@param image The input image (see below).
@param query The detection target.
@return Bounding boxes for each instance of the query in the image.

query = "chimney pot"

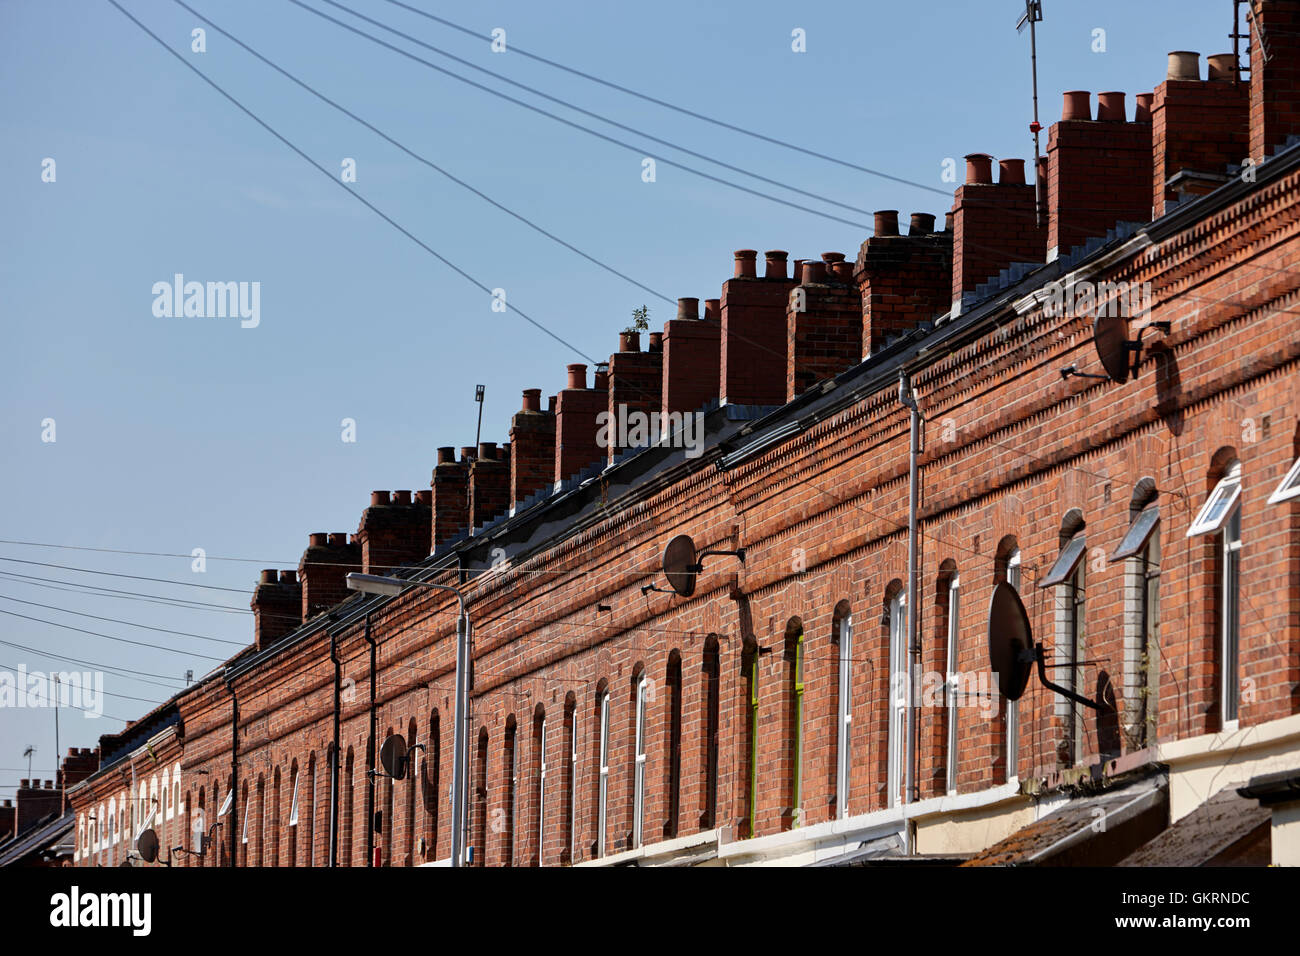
[821,251,846,264]
[703,298,721,321]
[1134,92,1154,123]
[329,533,348,547]
[309,532,329,548]
[460,446,476,462]
[593,369,608,390]
[478,442,497,460]
[944,211,954,232]
[259,569,277,585]
[908,212,936,235]
[618,330,641,353]
[964,153,994,184]
[436,446,456,464]
[1096,91,1126,121]
[873,210,900,236]
[1207,53,1235,81]
[1062,90,1092,121]
[764,250,788,279]
[733,249,758,278]
[370,490,390,507]
[547,395,557,413]
[676,297,699,320]
[648,331,663,351]
[393,490,412,505]
[801,260,828,284]
[521,388,541,412]
[279,569,297,585]
[565,363,587,390]
[1167,51,1200,81]
[831,260,853,281]
[998,158,1026,185]
[414,489,432,506]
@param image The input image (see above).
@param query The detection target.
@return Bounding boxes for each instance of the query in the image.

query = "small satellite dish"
[1093,315,1131,384]
[379,734,409,780]
[987,581,1034,701]
[137,827,159,864]
[662,534,698,598]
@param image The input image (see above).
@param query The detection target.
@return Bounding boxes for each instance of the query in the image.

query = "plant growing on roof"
[623,305,650,334]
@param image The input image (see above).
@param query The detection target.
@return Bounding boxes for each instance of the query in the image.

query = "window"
[1041,532,1086,764]
[836,611,853,818]
[1268,453,1300,505]
[945,574,960,794]
[745,645,759,835]
[597,690,610,857]
[1113,501,1161,748]
[788,623,805,828]
[1188,461,1242,727]
[568,703,579,861]
[701,637,720,829]
[536,714,547,865]
[887,589,906,808]
[288,771,300,826]
[473,728,488,867]
[632,672,648,848]
[664,653,682,839]
[503,718,516,867]
[1005,549,1022,779]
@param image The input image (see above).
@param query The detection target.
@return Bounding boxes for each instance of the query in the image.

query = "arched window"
[255,774,266,867]
[307,751,319,867]
[534,707,547,866]
[240,783,250,866]
[406,718,418,867]
[270,768,281,868]
[473,727,489,867]
[564,693,578,863]
[833,603,853,819]
[663,652,682,839]
[784,618,805,830]
[1041,511,1088,766]
[424,710,440,861]
[1113,480,1161,748]
[1189,455,1243,728]
[287,759,300,866]
[742,639,759,837]
[378,735,392,868]
[502,715,516,866]
[632,666,649,848]
[885,581,906,808]
[700,636,720,830]
[935,562,960,795]
[342,749,354,867]
[593,682,610,858]
[995,536,1021,781]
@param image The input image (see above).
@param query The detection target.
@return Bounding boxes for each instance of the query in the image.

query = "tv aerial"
[660,534,746,598]
[987,580,1103,710]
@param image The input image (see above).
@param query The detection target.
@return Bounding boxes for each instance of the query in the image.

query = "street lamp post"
[346,572,472,868]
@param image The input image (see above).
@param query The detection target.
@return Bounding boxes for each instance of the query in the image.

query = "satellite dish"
[380,734,409,780]
[987,581,1034,701]
[136,827,159,863]
[662,534,698,598]
[1093,316,1131,384]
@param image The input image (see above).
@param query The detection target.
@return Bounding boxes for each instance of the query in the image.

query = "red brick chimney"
[298,532,361,619]
[469,442,511,530]
[661,297,721,424]
[0,800,13,841]
[1250,0,1300,160]
[1152,54,1249,217]
[854,211,952,358]
[59,748,99,795]
[950,154,1046,315]
[721,250,798,405]
[431,447,471,550]
[606,329,663,463]
[1046,90,1154,259]
[251,568,303,650]
[355,489,432,574]
[14,779,61,835]
[785,252,864,400]
[554,364,606,486]
[509,389,556,513]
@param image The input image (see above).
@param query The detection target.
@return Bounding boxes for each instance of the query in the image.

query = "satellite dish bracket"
[686,548,746,573]
[1033,642,1102,711]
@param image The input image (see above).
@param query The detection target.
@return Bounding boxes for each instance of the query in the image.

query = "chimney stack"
[720,249,798,406]
[786,251,864,400]
[298,533,361,620]
[854,211,952,358]
[554,364,606,487]
[510,389,556,513]
[606,326,663,464]
[431,448,471,551]
[251,568,303,650]
[469,442,511,530]
[950,153,1046,315]
[661,297,721,425]
[355,488,431,574]
[1250,1,1300,159]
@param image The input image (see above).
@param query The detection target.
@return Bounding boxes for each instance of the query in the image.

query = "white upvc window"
[633,674,648,848]
[241,795,249,845]
[288,771,300,827]
[945,574,961,794]
[887,590,906,808]
[537,718,548,864]
[1188,462,1243,728]
[1268,454,1300,505]
[597,691,610,858]
[835,614,853,818]
[569,708,579,861]
[218,787,233,819]
[1006,550,1021,778]
[510,732,519,861]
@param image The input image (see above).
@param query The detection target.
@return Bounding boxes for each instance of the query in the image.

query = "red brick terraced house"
[68,2,1300,868]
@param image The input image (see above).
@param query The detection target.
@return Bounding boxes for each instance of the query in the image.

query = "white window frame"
[1187,463,1242,537]
[633,674,648,848]
[835,613,853,818]
[569,707,579,861]
[288,771,300,826]
[887,590,906,808]
[945,575,961,795]
[537,718,548,864]
[217,787,233,819]
[1268,454,1300,505]
[241,794,249,846]
[597,691,610,858]
[1221,500,1242,729]
[1006,550,1021,778]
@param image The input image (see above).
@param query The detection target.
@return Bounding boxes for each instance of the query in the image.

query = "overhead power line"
[0,607,227,662]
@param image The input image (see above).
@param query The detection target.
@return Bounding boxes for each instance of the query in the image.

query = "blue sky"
[0,0,1227,795]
